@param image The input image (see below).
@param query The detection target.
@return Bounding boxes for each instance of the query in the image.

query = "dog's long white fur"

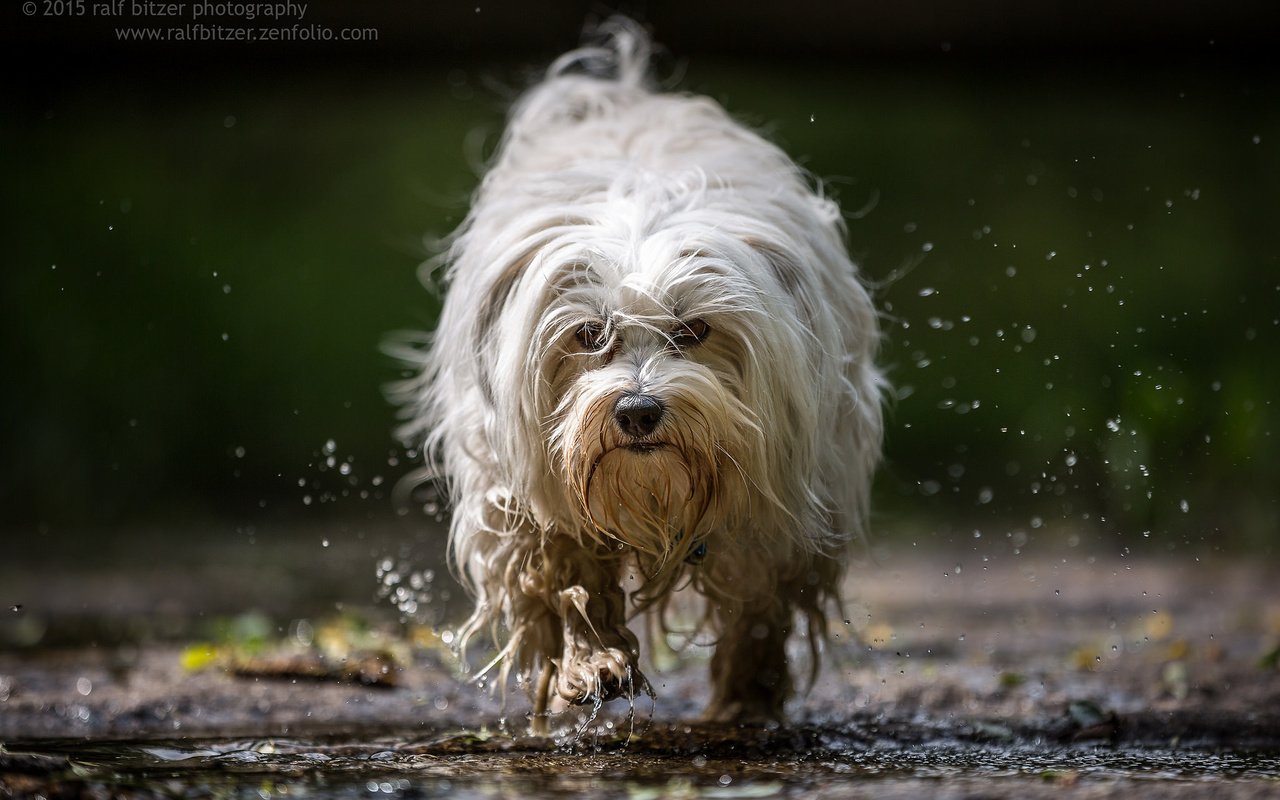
[395,18,884,724]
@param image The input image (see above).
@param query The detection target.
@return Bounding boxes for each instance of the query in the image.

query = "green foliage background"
[3,59,1276,553]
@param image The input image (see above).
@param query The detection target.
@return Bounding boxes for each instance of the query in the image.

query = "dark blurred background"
[2,1,1277,638]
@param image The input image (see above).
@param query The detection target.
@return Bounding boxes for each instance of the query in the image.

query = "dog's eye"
[671,318,711,347]
[575,321,608,351]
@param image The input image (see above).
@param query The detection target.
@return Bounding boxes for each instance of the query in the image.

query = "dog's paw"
[555,646,639,705]
[701,697,785,725]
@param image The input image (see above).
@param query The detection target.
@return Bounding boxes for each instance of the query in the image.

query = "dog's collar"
[686,539,708,565]
[674,530,708,566]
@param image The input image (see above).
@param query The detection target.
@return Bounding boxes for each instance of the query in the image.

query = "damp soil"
[2,542,1279,798]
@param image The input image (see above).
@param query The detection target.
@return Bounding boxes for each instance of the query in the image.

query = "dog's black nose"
[614,393,664,437]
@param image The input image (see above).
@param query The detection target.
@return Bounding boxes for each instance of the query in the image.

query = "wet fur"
[393,19,884,730]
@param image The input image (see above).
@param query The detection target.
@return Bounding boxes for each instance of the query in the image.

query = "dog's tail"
[546,15,654,89]
[504,16,657,135]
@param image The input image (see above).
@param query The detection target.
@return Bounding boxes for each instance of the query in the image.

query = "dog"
[395,18,884,731]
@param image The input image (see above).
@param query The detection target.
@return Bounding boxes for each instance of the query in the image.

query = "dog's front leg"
[704,597,794,724]
[529,535,644,713]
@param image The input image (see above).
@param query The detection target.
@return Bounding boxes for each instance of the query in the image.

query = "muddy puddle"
[5,724,1280,799]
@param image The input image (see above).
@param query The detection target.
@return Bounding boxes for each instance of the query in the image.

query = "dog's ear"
[475,248,537,348]
[470,247,538,407]
[474,219,593,348]
[744,237,801,295]
[744,237,816,321]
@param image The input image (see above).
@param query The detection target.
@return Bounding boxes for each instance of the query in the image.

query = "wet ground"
[2,531,1279,798]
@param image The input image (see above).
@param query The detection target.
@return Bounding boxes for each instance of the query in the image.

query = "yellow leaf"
[181,643,221,672]
[1145,611,1174,642]
[1070,645,1102,671]
[863,622,895,649]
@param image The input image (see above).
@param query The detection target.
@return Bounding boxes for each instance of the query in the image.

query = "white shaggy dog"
[397,19,883,730]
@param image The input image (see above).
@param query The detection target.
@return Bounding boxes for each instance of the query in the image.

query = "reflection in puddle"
[6,726,1280,799]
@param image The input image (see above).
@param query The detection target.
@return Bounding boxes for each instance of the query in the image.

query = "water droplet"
[292,619,314,647]
[1179,499,1189,513]
[76,677,92,696]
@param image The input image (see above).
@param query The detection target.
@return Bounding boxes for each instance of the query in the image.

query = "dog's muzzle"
[613,393,664,438]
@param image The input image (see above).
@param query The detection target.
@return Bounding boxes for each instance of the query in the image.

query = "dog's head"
[426,170,880,583]
[542,239,759,570]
